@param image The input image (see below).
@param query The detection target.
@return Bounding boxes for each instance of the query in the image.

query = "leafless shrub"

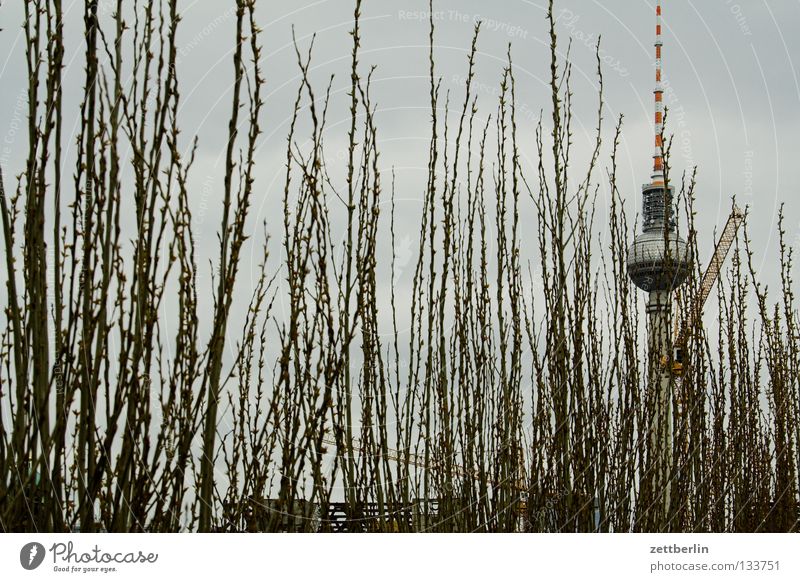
[1,0,797,533]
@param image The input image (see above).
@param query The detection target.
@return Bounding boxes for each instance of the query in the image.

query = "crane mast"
[670,205,745,375]
[670,204,745,464]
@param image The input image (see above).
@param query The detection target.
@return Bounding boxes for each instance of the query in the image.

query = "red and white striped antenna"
[652,0,665,186]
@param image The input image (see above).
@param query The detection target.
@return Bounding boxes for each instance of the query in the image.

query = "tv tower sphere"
[627,184,692,292]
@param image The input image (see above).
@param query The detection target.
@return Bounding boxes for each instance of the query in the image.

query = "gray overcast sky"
[1,0,799,332]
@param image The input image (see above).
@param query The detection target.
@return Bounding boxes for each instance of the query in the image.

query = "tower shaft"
[648,290,673,523]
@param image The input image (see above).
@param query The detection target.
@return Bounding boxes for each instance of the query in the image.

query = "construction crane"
[665,205,746,377]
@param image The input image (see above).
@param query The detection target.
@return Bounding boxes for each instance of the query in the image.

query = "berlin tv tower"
[626,0,692,522]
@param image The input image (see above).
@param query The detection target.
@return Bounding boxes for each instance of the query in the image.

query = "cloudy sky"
[1,0,798,338]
